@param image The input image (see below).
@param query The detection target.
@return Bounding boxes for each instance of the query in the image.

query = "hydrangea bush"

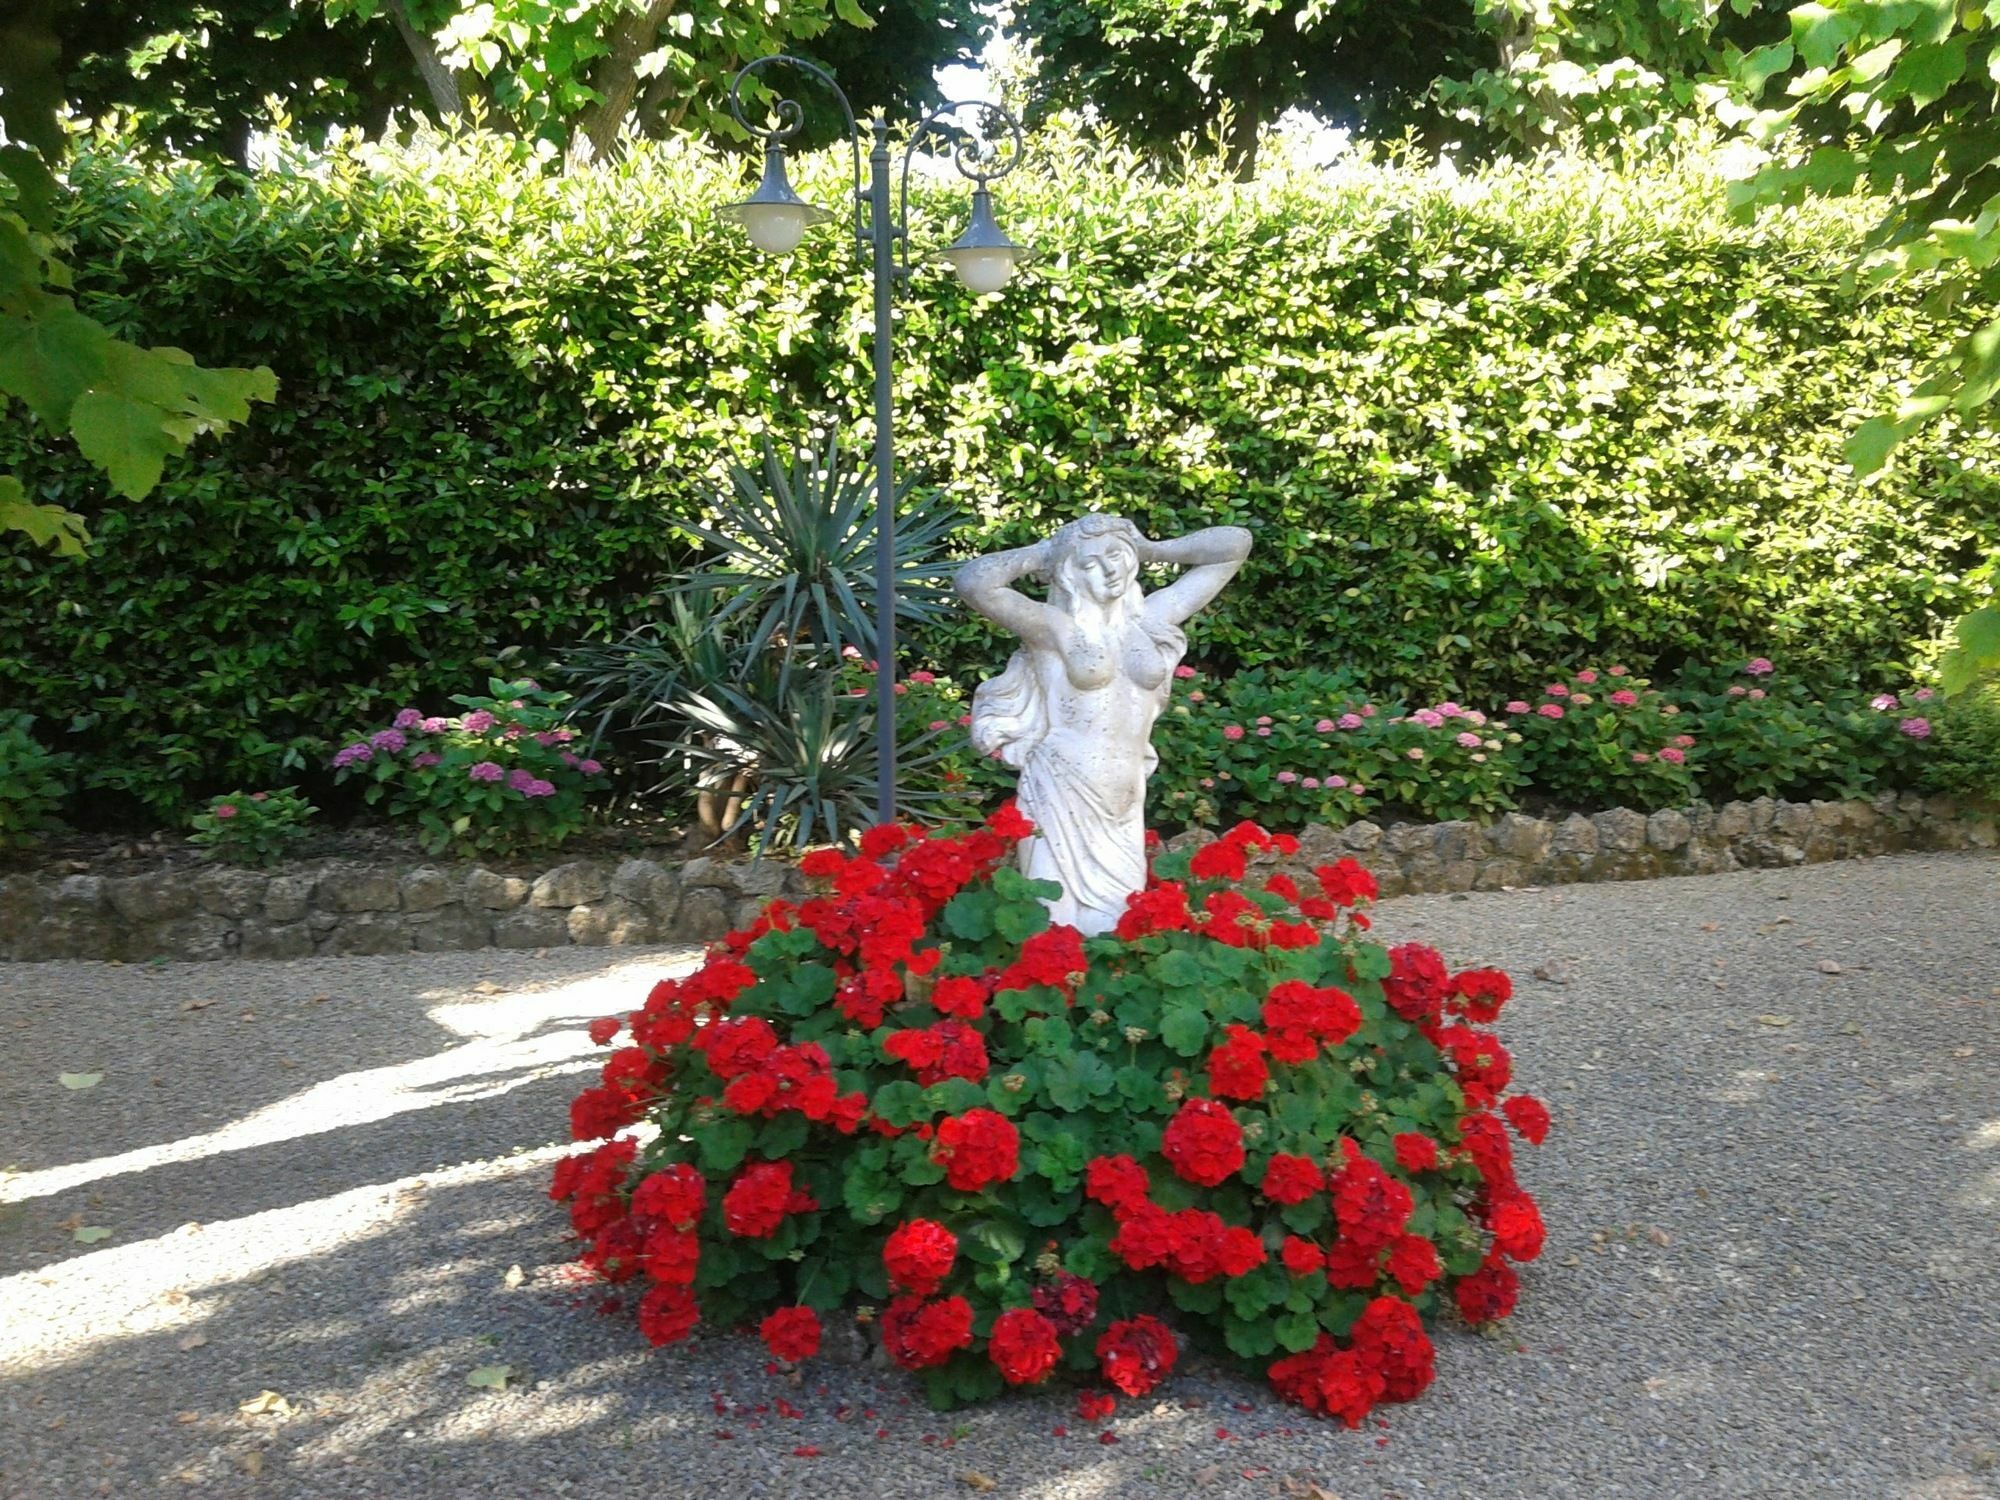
[331,678,606,854]
[187,786,316,865]
[0,712,73,848]
[552,813,1548,1422]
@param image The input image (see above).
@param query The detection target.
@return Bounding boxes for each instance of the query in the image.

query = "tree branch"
[383,0,463,119]
[572,0,678,163]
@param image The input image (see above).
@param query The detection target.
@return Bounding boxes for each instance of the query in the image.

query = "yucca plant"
[674,428,962,662]
[670,659,960,854]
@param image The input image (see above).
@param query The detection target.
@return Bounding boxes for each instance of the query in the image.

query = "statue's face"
[1070,534,1137,605]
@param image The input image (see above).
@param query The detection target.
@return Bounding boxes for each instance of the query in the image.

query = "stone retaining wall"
[1,792,1992,963]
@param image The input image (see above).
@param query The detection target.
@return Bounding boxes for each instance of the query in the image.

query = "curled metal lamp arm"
[896,98,1027,279]
[724,54,868,250]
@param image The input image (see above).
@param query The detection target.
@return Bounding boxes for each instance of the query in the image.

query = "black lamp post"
[718,55,1029,826]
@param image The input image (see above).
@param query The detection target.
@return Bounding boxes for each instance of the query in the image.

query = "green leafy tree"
[0,1,275,555]
[1013,0,1789,173]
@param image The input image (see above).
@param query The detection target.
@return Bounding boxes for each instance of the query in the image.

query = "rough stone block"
[328,914,414,955]
[530,861,610,908]
[106,874,195,923]
[1399,854,1446,894]
[671,886,731,942]
[195,867,269,919]
[239,922,316,960]
[1384,823,1431,857]
[143,919,230,962]
[0,878,50,953]
[316,863,401,913]
[677,856,733,891]
[1431,820,1487,864]
[1645,809,1692,851]
[1711,802,1752,839]
[1747,797,1778,833]
[263,875,315,923]
[493,908,570,949]
[1592,808,1648,853]
[1338,820,1382,853]
[1292,824,1343,863]
[1473,859,1526,891]
[399,867,457,913]
[1552,814,1598,857]
[464,868,530,910]
[410,907,493,952]
[1773,802,1814,839]
[1492,813,1552,864]
[734,860,790,898]
[569,899,654,947]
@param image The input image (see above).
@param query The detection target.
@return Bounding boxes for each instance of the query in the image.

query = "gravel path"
[3,850,1998,1500]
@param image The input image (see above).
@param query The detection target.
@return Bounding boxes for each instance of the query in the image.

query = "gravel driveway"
[3,849,1998,1500]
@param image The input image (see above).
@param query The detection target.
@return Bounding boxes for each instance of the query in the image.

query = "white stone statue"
[955,515,1252,935]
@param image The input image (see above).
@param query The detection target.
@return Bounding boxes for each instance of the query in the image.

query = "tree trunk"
[1222,76,1262,182]
[570,0,678,164]
[383,0,463,119]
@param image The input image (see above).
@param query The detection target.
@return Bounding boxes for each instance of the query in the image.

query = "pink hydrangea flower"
[461,710,497,733]
[1608,665,1629,677]
[842,645,862,659]
[1658,747,1686,764]
[1256,716,1273,726]
[1411,709,1446,729]
[1537,704,1565,719]
[1406,747,1425,760]
[1672,735,1695,749]
[1301,777,1320,789]
[579,759,603,775]
[1337,713,1363,730]
[467,761,504,782]
[1173,665,1195,679]
[411,752,442,768]
[957,714,972,727]
[249,792,268,802]
[1631,752,1652,764]
[1456,731,1482,748]
[371,729,407,753]
[393,708,425,731]
[214,803,238,819]
[1350,783,1366,796]
[1460,709,1487,726]
[1609,689,1639,707]
[1744,658,1774,676]
[909,670,937,685]
[929,719,949,731]
[1257,727,1272,737]
[332,742,372,769]
[1912,687,1935,702]
[1574,669,1598,684]
[1199,777,1215,789]
[1571,692,1593,706]
[1727,685,1748,697]
[1189,691,1206,702]
[1546,684,1569,698]
[1872,693,1899,711]
[1899,716,1932,739]
[1471,752,1487,763]
[422,716,450,733]
[1315,719,1336,733]
[1504,701,1530,715]
[1748,689,1766,700]
[1327,775,1347,789]
[1277,771,1298,784]
[1223,725,1245,741]
[1360,704,1377,717]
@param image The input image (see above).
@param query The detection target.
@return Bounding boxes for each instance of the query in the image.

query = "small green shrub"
[1923,682,2000,802]
[0,713,73,847]
[331,680,607,854]
[188,787,317,865]
[1506,667,1700,814]
[1679,659,1929,803]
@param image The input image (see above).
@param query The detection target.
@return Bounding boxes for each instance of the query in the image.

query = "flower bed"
[551,813,1547,1422]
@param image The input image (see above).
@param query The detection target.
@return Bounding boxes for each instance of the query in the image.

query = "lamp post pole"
[866,119,899,825]
[720,58,1029,829]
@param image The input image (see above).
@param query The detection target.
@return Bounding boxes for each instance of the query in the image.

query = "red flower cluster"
[1114,880,1196,940]
[882,1020,989,1086]
[719,1036,868,1132]
[1031,1271,1099,1335]
[1260,980,1362,1062]
[988,1307,1062,1385]
[549,1137,636,1238]
[629,1162,705,1231]
[568,1040,669,1141]
[1435,1023,1513,1108]
[1096,1314,1178,1396]
[1455,1253,1520,1323]
[993,924,1088,999]
[1160,1098,1246,1187]
[1503,1093,1551,1144]
[721,1161,817,1239]
[1084,1154,1152,1214]
[931,1108,1020,1192]
[1313,857,1379,908]
[883,1218,957,1295]
[1267,1294,1436,1427]
[1382,942,1450,1025]
[759,1305,822,1362]
[881,1294,974,1370]
[1450,966,1513,1024]
[637,1283,699,1346]
[1259,1153,1324,1205]
[1206,1024,1269,1100]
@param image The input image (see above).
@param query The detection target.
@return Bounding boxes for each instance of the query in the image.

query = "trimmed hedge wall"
[4,130,1997,819]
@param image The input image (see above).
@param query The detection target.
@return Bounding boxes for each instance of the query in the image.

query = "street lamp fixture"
[718,56,1032,826]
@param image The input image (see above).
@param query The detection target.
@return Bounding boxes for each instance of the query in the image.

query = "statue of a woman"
[955,515,1252,935]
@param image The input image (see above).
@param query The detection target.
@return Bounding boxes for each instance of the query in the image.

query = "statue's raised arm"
[955,514,1251,935]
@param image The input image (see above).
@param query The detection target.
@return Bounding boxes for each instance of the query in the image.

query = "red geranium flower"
[1450,966,1513,1024]
[931,1108,1020,1192]
[988,1307,1062,1385]
[1160,1099,1246,1187]
[639,1224,700,1285]
[883,1218,957,1295]
[1350,1294,1436,1404]
[1454,1253,1519,1324]
[1330,1154,1414,1252]
[1116,881,1197,940]
[1502,1093,1552,1145]
[1385,1233,1441,1295]
[1392,1133,1439,1173]
[929,973,989,1020]
[1313,857,1379,907]
[880,1294,974,1370]
[1280,1235,1325,1276]
[721,1161,817,1238]
[637,1283,699,1346]
[1259,1153,1324,1204]
[1032,1272,1099,1335]
[759,1305,822,1362]
[587,1016,621,1045]
[1486,1188,1546,1262]
[1096,1315,1178,1396]
[1206,1024,1269,1101]
[1076,1391,1116,1423]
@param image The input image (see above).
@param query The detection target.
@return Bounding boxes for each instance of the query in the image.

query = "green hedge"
[4,128,1997,820]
